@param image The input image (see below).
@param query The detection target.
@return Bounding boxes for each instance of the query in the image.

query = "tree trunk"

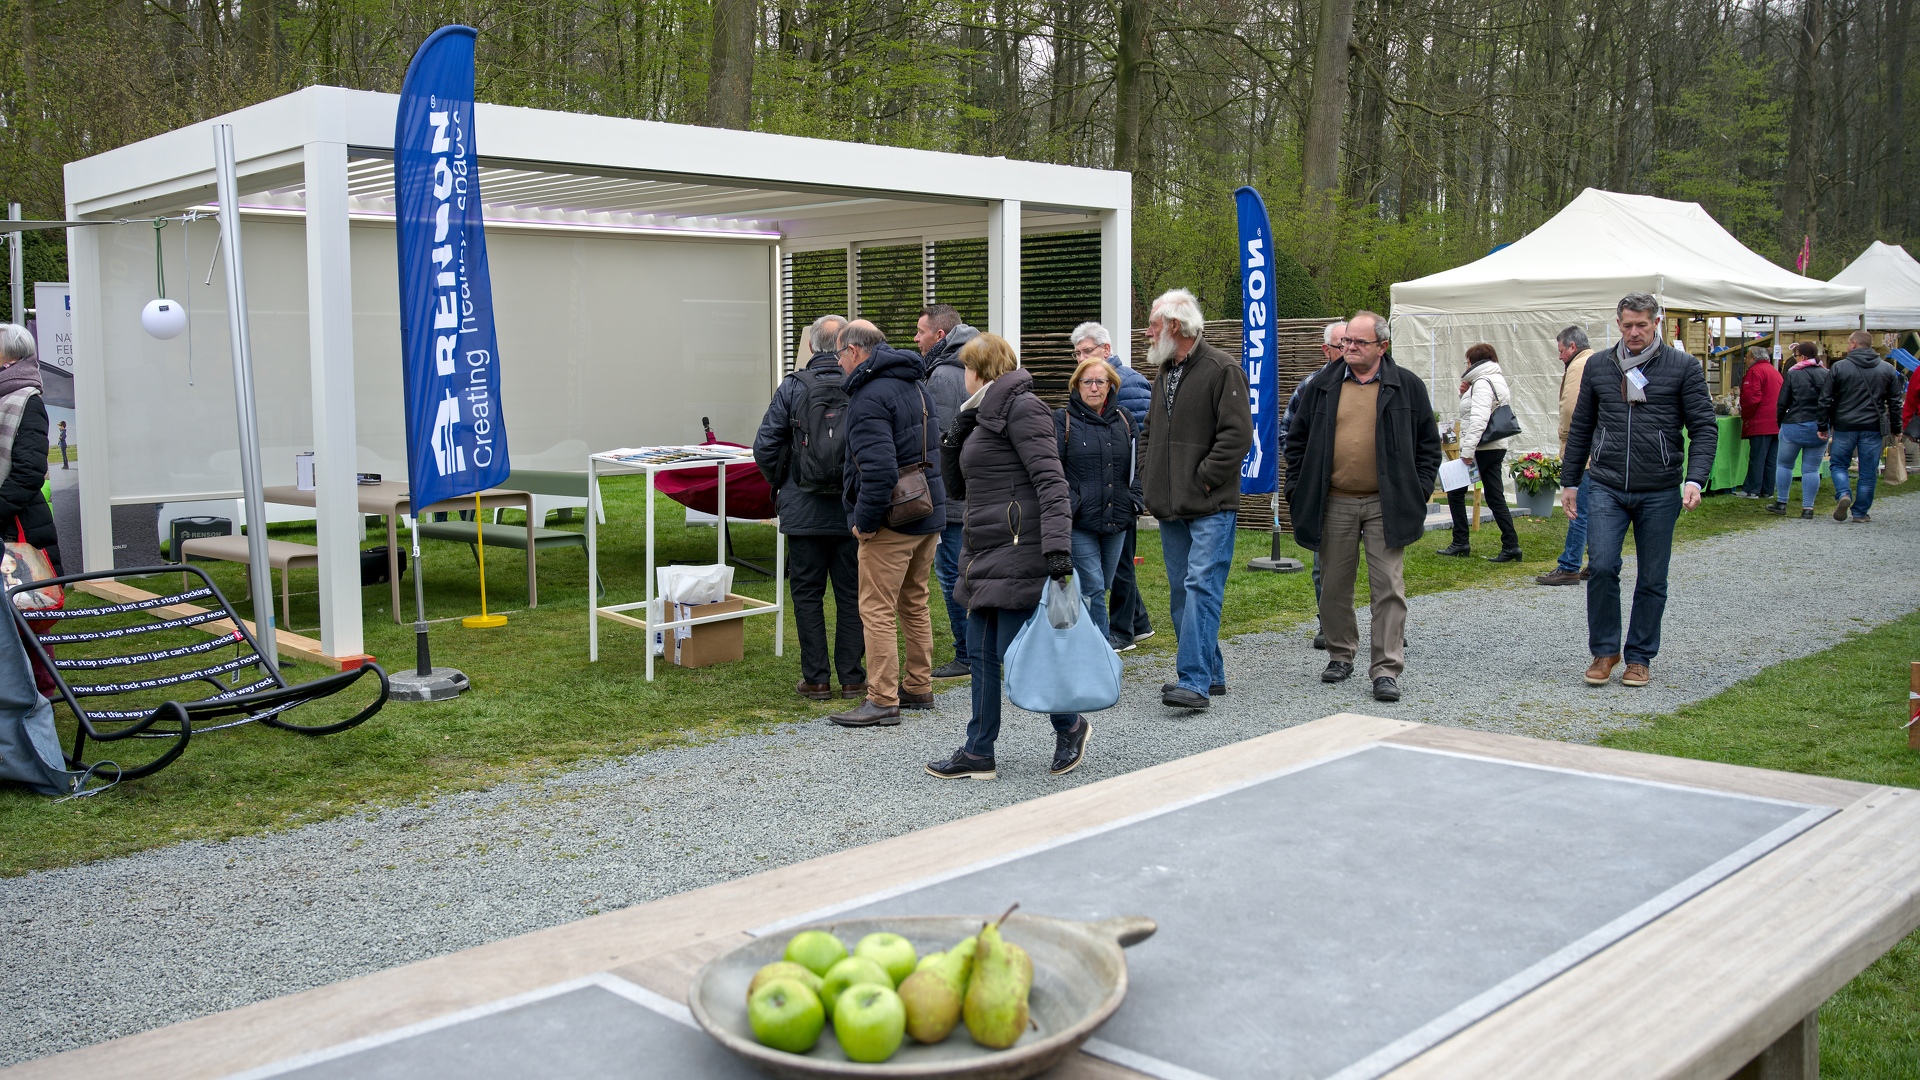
[1782,0,1822,256]
[1882,0,1908,232]
[1113,0,1147,174]
[707,0,756,129]
[1302,0,1358,194]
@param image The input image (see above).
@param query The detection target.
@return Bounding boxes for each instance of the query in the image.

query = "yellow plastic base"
[463,614,508,629]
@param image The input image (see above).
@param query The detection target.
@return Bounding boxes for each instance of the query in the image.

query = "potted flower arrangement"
[1507,452,1562,518]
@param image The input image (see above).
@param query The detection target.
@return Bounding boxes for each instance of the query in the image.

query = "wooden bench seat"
[178,535,321,628]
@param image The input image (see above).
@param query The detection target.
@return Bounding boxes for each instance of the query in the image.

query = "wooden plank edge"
[72,579,366,672]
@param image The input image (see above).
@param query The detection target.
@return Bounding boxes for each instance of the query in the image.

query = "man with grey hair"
[1824,328,1903,523]
[1560,293,1716,688]
[915,303,980,679]
[1073,321,1156,651]
[1140,289,1252,709]
[754,314,865,701]
[1537,324,1594,586]
[1275,320,1345,647]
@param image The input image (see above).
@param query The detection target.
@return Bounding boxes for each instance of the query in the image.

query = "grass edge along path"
[0,481,1906,878]
[1600,610,1920,1080]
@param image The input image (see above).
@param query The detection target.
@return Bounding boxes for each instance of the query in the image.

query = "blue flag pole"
[1235,186,1301,573]
[389,24,514,698]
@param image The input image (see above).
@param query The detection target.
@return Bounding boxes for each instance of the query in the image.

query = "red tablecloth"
[651,442,778,520]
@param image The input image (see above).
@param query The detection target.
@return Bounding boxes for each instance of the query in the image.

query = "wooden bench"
[178,534,321,629]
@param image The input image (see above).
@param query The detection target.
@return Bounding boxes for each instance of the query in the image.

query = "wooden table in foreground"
[11,714,1918,1080]
[262,483,537,624]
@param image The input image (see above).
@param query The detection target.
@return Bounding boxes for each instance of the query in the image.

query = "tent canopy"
[1751,241,1920,332]
[1389,189,1865,457]
[1392,189,1866,317]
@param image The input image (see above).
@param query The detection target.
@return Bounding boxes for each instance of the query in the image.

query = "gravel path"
[5,493,1918,1065]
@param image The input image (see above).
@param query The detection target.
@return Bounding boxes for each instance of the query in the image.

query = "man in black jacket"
[830,320,948,727]
[753,314,864,703]
[1284,311,1441,703]
[1560,293,1716,689]
[1824,330,1903,523]
[915,304,979,679]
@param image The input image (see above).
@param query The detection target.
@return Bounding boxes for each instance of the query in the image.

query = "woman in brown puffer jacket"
[927,333,1090,782]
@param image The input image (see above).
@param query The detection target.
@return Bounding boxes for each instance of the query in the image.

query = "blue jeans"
[1070,529,1125,643]
[1159,509,1236,695]
[1557,473,1593,574]
[1741,434,1778,498]
[935,521,970,663]
[963,606,1079,758]
[1775,422,1827,509]
[1584,482,1681,666]
[1828,430,1884,517]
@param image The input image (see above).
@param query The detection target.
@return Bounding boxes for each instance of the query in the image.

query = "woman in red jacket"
[1738,345,1782,499]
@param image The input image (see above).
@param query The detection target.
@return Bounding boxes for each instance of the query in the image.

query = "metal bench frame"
[9,565,390,781]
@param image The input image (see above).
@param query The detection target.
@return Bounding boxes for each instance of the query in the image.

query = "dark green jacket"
[1140,340,1253,520]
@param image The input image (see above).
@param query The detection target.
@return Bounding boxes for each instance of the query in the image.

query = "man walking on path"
[1073,321,1155,652]
[1538,326,1594,586]
[915,303,979,679]
[1140,289,1252,710]
[1736,345,1781,500]
[753,315,866,703]
[1278,320,1344,646]
[56,421,68,470]
[829,320,949,727]
[1824,330,1903,523]
[1560,293,1716,689]
[1285,311,1441,704]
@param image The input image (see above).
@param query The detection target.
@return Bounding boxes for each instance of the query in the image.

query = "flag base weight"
[463,613,508,629]
[1247,556,1305,572]
[388,666,470,702]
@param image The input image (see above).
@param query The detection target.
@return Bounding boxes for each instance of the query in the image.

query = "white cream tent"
[1749,241,1920,333]
[1390,188,1866,454]
[64,85,1131,659]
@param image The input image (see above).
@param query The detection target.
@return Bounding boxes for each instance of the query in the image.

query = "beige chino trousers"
[855,527,938,706]
[1316,495,1408,681]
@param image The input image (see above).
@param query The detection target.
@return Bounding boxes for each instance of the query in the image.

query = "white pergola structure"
[64,86,1132,660]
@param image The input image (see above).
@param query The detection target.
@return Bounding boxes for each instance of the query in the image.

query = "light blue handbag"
[1004,575,1123,714]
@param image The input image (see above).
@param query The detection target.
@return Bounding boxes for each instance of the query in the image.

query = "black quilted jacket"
[1561,342,1717,492]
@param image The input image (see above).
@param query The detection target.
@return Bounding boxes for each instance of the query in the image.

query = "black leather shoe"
[1051,719,1091,775]
[1322,660,1354,683]
[899,690,937,710]
[829,700,900,727]
[1160,682,1225,697]
[1162,686,1209,709]
[926,748,996,780]
[1372,676,1401,702]
[1766,501,1788,516]
[1486,547,1523,563]
[931,659,972,679]
[1435,541,1472,557]
[795,681,834,700]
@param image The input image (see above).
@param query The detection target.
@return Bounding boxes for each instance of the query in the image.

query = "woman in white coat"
[1437,342,1523,561]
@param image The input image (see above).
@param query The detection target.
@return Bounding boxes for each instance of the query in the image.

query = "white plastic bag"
[657,564,734,605]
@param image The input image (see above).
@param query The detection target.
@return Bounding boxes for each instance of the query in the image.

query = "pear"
[898,936,977,1044]
[962,906,1031,1050]
[748,960,824,1002]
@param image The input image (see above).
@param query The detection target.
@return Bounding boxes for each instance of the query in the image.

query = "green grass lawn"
[0,475,1894,876]
[1601,610,1920,1078]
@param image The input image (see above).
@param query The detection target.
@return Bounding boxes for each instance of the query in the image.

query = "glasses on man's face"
[1343,338,1381,348]
[1073,345,1106,358]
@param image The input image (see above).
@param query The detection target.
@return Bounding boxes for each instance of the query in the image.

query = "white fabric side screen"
[1392,309,1616,457]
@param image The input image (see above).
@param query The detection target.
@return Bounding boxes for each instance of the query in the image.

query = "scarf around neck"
[1618,338,1659,403]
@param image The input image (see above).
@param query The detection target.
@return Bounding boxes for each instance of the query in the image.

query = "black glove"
[1047,552,1074,582]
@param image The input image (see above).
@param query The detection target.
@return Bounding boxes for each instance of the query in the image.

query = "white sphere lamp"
[142,297,187,340]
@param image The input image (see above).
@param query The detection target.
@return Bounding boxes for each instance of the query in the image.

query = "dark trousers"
[1584,482,1681,666]
[787,533,865,687]
[1447,448,1518,550]
[963,606,1079,759]
[1741,434,1778,497]
[1106,524,1152,642]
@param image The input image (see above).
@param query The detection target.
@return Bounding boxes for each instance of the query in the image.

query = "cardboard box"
[671,598,745,668]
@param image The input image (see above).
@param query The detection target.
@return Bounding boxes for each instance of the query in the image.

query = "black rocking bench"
[8,565,390,781]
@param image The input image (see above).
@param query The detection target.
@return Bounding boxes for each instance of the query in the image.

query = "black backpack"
[789,367,851,494]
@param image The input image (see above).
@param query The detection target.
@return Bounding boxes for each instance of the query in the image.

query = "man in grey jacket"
[1824,330,1904,523]
[915,303,979,678]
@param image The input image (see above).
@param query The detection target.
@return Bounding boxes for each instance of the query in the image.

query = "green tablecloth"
[1686,414,1824,491]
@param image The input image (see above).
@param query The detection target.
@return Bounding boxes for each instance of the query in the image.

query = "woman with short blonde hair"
[958,333,1019,381]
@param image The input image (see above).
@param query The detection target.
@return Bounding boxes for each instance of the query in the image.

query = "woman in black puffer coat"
[0,325,59,569]
[928,333,1089,782]
[1053,356,1140,644]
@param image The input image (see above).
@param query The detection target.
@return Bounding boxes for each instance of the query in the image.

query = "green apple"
[783,930,848,977]
[854,931,918,986]
[747,977,825,1054]
[833,983,907,1063]
[818,955,891,1019]
[913,950,944,973]
[748,961,824,1001]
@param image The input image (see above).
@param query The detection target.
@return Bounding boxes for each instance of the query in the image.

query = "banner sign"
[396,24,510,511]
[1235,186,1277,494]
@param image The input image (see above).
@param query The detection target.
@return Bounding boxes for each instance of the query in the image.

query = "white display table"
[586,447,784,680]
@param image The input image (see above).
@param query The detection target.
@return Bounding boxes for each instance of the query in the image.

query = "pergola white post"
[1100,206,1132,366]
[66,224,115,572]
[303,140,365,657]
[988,200,1021,356]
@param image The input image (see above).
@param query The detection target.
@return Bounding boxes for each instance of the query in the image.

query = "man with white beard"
[1138,289,1253,710]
